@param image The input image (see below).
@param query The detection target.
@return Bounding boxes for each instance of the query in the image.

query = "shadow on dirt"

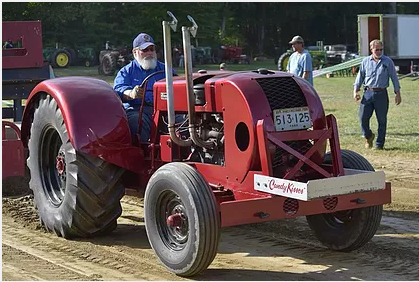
[197,268,325,281]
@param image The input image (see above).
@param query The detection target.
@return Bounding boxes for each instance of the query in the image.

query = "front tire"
[306,150,383,251]
[27,94,125,238]
[144,163,220,277]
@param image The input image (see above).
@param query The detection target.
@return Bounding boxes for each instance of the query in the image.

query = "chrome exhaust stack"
[162,11,191,146]
[182,15,214,148]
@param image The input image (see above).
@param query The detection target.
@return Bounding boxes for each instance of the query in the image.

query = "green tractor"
[66,47,98,67]
[43,46,72,68]
[43,45,98,68]
[277,41,327,71]
[194,46,215,65]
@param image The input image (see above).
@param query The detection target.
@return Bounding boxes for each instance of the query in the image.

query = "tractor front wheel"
[144,163,220,277]
[27,94,125,238]
[306,150,383,251]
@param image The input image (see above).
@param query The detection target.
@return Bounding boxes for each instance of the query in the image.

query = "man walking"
[353,39,402,150]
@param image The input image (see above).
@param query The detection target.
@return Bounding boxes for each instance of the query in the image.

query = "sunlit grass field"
[21,61,419,159]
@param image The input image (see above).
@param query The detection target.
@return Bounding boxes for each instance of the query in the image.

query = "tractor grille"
[255,77,312,176]
[255,77,308,110]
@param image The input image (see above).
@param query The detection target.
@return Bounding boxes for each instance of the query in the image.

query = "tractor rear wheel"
[144,163,220,277]
[51,49,71,68]
[99,53,118,76]
[306,149,383,251]
[27,94,125,238]
[277,52,291,71]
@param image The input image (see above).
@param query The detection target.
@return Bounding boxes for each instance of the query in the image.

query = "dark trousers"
[359,89,389,147]
[126,105,188,145]
[126,105,153,144]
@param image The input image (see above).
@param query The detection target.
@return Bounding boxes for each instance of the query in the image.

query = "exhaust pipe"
[182,15,214,149]
[162,11,191,147]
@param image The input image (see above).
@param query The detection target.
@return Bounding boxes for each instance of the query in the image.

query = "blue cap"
[133,33,155,50]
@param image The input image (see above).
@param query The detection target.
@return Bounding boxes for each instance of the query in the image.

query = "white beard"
[135,53,157,70]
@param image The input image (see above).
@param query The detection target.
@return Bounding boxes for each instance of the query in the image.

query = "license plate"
[273,107,312,131]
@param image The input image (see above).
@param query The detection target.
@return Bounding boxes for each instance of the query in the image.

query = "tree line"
[3,2,419,58]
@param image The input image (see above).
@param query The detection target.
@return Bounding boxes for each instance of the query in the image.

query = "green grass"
[51,64,419,159]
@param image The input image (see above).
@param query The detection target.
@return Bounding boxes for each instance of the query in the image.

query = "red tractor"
[4,13,391,277]
[215,45,250,64]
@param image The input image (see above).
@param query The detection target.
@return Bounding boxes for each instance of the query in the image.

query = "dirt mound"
[2,175,31,197]
[2,195,43,231]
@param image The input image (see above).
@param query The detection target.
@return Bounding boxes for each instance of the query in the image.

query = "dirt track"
[2,154,419,281]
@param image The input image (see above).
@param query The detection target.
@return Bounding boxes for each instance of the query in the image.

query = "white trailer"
[358,14,419,73]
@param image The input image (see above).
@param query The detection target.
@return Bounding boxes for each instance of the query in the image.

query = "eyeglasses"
[374,48,383,51]
[140,46,155,52]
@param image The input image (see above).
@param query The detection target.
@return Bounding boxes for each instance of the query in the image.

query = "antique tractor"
[7,12,391,277]
[98,41,133,76]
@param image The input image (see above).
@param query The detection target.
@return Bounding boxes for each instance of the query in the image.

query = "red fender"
[21,76,144,173]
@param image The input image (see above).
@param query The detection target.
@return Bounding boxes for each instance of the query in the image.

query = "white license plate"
[273,107,312,131]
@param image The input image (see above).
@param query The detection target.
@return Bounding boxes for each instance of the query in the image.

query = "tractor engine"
[154,71,327,181]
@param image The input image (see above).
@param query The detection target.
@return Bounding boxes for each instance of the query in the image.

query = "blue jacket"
[113,59,176,110]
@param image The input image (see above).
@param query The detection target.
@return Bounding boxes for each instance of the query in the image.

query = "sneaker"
[373,145,384,150]
[364,133,375,149]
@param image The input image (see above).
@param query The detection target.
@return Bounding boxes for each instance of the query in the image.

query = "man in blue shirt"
[114,32,176,144]
[353,39,402,150]
[286,35,313,86]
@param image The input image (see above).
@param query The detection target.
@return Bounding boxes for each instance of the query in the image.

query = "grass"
[30,63,419,159]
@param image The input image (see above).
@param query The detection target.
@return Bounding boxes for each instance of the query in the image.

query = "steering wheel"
[137,69,178,144]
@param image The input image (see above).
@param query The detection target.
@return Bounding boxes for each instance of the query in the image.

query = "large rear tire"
[144,162,220,277]
[51,49,71,68]
[99,53,118,76]
[277,52,291,71]
[306,149,383,251]
[27,94,125,238]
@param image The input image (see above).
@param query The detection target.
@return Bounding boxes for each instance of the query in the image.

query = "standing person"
[353,39,402,150]
[286,35,313,86]
[113,32,176,144]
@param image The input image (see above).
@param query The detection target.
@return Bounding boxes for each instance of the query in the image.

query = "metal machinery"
[2,21,53,179]
[7,12,391,277]
[2,21,54,121]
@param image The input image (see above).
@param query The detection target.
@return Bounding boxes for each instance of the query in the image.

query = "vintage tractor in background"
[98,41,133,76]
[43,45,72,68]
[65,46,98,67]
[43,44,99,68]
[215,45,250,64]
[4,13,391,277]
[194,46,215,65]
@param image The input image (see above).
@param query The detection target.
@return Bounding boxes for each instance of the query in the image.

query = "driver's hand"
[129,85,145,99]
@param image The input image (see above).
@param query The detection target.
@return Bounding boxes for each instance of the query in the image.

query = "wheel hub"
[55,151,66,183]
[167,213,183,227]
[56,156,65,174]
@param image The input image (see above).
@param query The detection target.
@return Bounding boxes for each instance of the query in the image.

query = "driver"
[113,32,176,144]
